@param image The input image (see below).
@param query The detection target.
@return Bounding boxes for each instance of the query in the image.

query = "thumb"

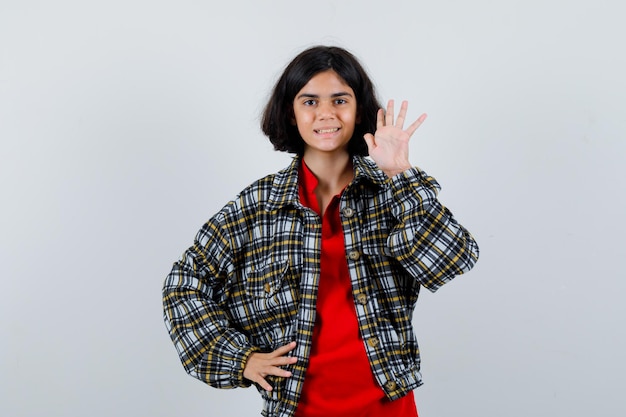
[363,133,375,151]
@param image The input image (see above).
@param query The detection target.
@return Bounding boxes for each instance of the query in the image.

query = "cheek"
[292,115,309,137]
[293,111,313,128]
[344,110,358,128]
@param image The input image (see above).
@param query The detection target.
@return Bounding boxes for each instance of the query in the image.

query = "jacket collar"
[264,155,388,212]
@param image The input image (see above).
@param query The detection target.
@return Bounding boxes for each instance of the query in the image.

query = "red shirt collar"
[298,159,321,215]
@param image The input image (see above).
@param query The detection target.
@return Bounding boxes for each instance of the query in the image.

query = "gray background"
[1,0,625,416]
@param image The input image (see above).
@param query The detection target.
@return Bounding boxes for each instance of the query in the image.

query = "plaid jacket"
[163,155,479,417]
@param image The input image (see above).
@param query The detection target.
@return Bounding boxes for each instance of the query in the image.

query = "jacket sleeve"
[162,213,258,389]
[386,167,479,291]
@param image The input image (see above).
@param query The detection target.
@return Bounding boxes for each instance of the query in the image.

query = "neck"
[302,150,354,195]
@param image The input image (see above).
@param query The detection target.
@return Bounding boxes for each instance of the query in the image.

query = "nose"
[316,100,335,119]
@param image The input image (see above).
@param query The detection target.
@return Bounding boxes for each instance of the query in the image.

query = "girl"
[163,45,479,417]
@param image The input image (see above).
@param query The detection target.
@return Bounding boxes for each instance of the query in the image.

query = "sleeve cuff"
[388,167,440,217]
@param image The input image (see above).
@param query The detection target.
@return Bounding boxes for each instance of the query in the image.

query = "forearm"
[163,263,258,388]
[387,168,479,290]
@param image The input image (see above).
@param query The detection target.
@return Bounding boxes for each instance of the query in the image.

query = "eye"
[334,98,347,105]
[303,99,317,106]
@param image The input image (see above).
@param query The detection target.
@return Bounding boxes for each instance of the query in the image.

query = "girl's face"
[292,70,358,158]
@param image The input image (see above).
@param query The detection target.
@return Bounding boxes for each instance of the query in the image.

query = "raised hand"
[363,100,427,178]
[243,342,298,392]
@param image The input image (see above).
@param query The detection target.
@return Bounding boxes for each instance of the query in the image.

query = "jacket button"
[356,293,367,305]
[263,283,271,294]
[342,207,355,218]
[347,250,360,261]
[367,337,379,348]
[385,381,397,391]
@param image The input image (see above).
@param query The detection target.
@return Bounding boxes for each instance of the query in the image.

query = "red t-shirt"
[294,161,417,417]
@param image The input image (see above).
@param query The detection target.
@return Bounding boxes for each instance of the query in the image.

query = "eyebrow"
[296,92,354,100]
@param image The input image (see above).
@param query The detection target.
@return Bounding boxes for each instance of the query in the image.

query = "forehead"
[298,70,354,95]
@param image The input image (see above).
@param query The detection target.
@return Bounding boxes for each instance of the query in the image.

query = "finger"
[363,133,375,151]
[396,100,408,129]
[257,376,274,392]
[376,108,384,130]
[257,364,294,391]
[405,113,428,137]
[385,100,394,126]
[270,355,298,367]
[270,341,297,357]
[249,359,295,391]
[267,365,294,378]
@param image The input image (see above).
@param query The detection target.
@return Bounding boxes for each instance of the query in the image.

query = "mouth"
[314,128,340,134]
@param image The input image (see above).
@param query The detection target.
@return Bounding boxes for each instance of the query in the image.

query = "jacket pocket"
[244,259,299,329]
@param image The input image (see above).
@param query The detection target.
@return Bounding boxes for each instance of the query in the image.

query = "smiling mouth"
[315,128,340,134]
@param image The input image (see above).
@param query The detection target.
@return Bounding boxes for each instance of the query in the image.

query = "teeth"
[316,128,339,134]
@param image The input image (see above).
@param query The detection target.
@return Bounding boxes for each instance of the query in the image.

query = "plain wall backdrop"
[1,0,625,416]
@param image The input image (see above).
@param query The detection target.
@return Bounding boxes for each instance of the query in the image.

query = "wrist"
[383,165,412,178]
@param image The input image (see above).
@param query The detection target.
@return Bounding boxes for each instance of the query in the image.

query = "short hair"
[261,46,382,156]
